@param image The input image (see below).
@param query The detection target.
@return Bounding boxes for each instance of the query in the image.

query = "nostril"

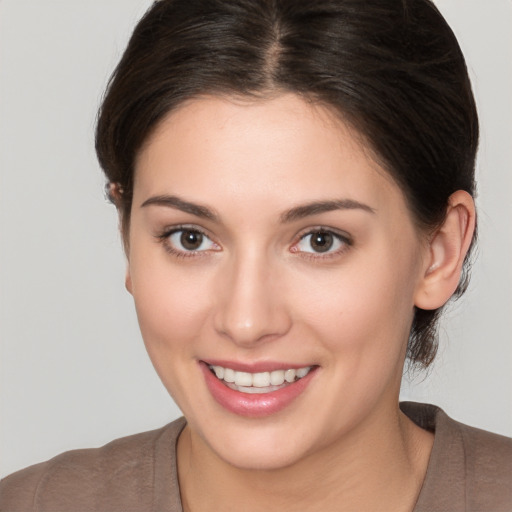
[214,314,292,347]
[212,261,292,346]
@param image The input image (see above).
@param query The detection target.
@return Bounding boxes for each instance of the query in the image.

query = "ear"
[125,265,133,295]
[414,190,476,310]
[120,221,132,295]
[117,209,131,292]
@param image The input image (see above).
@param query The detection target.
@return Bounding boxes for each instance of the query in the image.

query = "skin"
[125,94,474,511]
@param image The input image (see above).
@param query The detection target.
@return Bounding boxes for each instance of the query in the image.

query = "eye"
[294,229,350,255]
[162,228,219,255]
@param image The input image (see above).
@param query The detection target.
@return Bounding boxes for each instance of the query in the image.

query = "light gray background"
[1,0,511,478]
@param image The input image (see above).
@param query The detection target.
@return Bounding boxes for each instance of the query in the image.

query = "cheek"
[128,256,217,407]
[292,250,418,363]
[130,256,213,352]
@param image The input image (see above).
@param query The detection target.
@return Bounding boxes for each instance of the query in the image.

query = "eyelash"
[155,225,353,260]
[155,225,219,259]
[291,227,353,261]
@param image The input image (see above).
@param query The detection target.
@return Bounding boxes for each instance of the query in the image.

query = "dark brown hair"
[96,0,478,367]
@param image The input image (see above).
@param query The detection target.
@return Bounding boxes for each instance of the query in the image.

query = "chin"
[214,440,309,471]
[192,413,324,471]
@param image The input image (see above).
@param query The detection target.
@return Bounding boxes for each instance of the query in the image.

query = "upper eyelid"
[289,227,353,257]
[157,224,213,238]
[295,226,352,243]
[156,225,219,248]
[157,226,221,257]
[155,224,352,247]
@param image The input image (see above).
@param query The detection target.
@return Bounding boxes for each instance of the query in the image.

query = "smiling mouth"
[208,365,314,394]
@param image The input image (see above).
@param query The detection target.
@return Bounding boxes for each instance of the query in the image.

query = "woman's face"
[127,94,429,470]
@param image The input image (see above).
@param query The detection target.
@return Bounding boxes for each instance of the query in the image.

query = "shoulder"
[0,418,186,512]
[455,417,512,508]
[402,402,512,511]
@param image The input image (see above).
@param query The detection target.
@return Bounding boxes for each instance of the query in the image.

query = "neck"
[177,404,433,512]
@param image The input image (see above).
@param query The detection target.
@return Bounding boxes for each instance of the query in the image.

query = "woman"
[1,0,511,510]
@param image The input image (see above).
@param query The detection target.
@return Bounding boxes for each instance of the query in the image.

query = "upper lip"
[201,359,316,373]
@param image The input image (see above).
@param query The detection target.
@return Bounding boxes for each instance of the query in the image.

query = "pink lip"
[199,361,318,418]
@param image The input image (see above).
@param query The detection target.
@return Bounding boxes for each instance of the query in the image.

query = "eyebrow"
[140,194,375,223]
[141,195,219,221]
[280,199,376,223]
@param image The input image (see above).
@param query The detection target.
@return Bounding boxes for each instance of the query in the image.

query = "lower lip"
[200,362,317,418]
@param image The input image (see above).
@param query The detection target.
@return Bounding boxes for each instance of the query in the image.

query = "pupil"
[181,230,203,250]
[311,232,333,253]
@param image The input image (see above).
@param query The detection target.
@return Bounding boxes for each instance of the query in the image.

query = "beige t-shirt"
[1,402,511,511]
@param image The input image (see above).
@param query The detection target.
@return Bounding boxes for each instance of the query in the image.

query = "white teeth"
[252,372,270,388]
[209,364,312,391]
[234,371,252,387]
[213,366,224,379]
[269,370,285,386]
[224,368,235,383]
[284,369,296,383]
[296,367,309,378]
[229,384,281,394]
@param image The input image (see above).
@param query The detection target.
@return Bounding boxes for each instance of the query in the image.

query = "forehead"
[133,94,408,220]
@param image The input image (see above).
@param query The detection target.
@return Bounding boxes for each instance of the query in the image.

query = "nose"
[213,250,292,348]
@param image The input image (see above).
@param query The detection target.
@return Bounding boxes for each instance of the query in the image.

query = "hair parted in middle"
[96,0,479,367]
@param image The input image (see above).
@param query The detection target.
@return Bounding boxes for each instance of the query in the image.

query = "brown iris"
[310,231,334,253]
[180,230,203,250]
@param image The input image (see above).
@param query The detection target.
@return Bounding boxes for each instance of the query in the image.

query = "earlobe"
[414,190,476,310]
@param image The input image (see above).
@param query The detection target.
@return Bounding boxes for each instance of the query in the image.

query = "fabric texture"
[1,402,511,511]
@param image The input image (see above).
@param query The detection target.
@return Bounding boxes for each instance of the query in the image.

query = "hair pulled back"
[96,0,479,367]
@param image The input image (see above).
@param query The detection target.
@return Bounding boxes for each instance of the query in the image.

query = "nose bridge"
[214,244,290,346]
